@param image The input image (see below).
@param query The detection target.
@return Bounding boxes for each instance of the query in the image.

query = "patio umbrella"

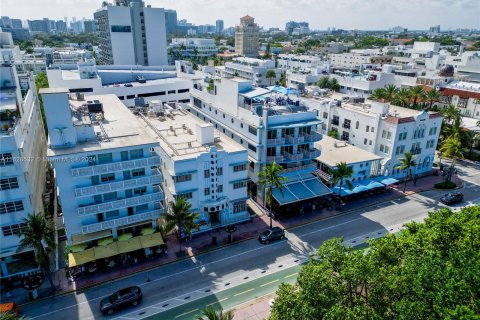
[141,227,155,236]
[98,237,114,247]
[118,233,133,241]
[70,244,87,253]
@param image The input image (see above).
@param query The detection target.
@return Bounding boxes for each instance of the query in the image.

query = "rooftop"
[47,94,157,157]
[138,105,245,160]
[315,136,382,167]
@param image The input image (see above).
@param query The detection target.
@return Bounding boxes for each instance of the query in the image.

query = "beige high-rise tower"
[235,15,259,57]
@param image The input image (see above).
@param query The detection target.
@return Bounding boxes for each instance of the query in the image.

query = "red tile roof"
[241,15,254,20]
[384,116,415,124]
[440,88,480,99]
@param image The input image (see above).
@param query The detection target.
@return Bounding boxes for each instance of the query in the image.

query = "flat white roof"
[315,136,382,167]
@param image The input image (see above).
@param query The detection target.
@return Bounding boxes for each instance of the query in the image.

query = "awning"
[272,177,332,205]
[70,244,88,253]
[374,177,399,185]
[118,233,133,241]
[117,237,142,254]
[98,237,114,247]
[68,248,96,267]
[366,180,385,189]
[139,233,164,248]
[71,230,112,245]
[93,242,119,260]
[332,186,353,196]
[141,227,155,236]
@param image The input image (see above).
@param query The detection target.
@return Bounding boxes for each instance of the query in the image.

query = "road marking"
[175,308,198,318]
[206,297,228,307]
[284,272,298,278]
[261,279,279,287]
[234,288,255,296]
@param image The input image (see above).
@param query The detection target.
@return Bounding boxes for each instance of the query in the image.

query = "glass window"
[130,149,144,159]
[174,173,192,183]
[136,204,148,212]
[233,164,247,172]
[103,192,117,201]
[0,200,24,214]
[97,153,113,164]
[248,125,257,136]
[134,187,147,195]
[204,169,210,178]
[132,168,145,177]
[121,151,129,161]
[0,177,19,190]
[105,210,119,219]
[101,173,115,182]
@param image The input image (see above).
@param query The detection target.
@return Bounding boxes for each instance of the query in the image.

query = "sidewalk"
[6,172,460,306]
[232,293,275,320]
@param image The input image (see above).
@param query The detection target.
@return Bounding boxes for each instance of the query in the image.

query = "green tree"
[195,306,234,320]
[266,69,277,86]
[399,151,416,192]
[317,76,331,89]
[328,129,338,139]
[331,162,353,196]
[369,88,387,101]
[270,206,480,320]
[35,72,49,137]
[392,88,411,108]
[409,85,426,109]
[440,136,466,182]
[384,84,398,102]
[264,43,271,59]
[164,197,199,254]
[329,78,340,92]
[259,162,287,228]
[17,212,56,292]
[425,88,442,110]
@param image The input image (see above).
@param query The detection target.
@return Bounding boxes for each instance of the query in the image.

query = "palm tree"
[259,162,287,228]
[440,136,466,182]
[425,88,441,110]
[393,88,411,108]
[369,88,387,101]
[409,85,426,109]
[441,104,459,123]
[399,152,416,192]
[265,69,276,86]
[317,76,330,89]
[164,197,199,254]
[17,212,56,292]
[329,78,340,92]
[331,162,353,197]
[196,306,234,320]
[384,84,398,102]
[192,47,200,61]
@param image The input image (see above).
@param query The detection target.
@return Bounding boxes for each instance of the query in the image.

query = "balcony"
[286,135,305,144]
[331,120,339,126]
[267,137,286,146]
[283,151,303,161]
[315,168,332,181]
[80,208,164,234]
[280,163,316,175]
[303,132,322,142]
[302,149,320,159]
[77,190,163,216]
[71,156,160,178]
[410,148,422,155]
[266,155,285,162]
[74,174,162,198]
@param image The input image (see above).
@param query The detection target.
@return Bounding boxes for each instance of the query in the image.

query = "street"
[22,161,480,320]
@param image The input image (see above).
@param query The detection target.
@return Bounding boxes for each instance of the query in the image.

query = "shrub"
[434,181,457,189]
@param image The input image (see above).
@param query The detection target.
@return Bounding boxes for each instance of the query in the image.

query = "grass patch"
[434,181,457,189]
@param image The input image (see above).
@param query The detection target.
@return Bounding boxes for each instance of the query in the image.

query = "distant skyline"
[1,0,479,30]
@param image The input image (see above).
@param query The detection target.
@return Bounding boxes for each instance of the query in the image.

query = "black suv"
[440,192,464,205]
[100,286,142,315]
[258,227,285,244]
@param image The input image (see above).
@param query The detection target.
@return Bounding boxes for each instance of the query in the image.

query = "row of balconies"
[77,189,163,216]
[80,208,164,234]
[267,132,321,146]
[267,149,320,162]
[74,174,162,198]
[71,156,160,178]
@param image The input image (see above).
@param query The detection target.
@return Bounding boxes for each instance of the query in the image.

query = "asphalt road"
[23,162,480,320]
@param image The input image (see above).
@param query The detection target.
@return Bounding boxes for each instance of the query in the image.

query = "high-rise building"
[285,21,309,34]
[83,20,96,33]
[0,63,47,280]
[235,15,259,58]
[215,19,224,34]
[1,16,12,28]
[11,19,23,29]
[164,9,177,34]
[70,20,84,34]
[55,20,67,34]
[94,0,168,66]
[27,19,50,33]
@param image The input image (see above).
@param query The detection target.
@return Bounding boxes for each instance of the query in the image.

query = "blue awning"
[374,177,399,185]
[272,177,332,205]
[331,186,353,196]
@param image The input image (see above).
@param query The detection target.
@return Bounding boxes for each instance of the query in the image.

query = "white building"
[41,91,164,249]
[46,62,192,107]
[138,104,250,231]
[329,53,392,69]
[305,94,443,179]
[277,54,324,71]
[168,38,218,64]
[94,0,168,66]
[224,57,281,87]
[1,64,47,279]
[438,81,480,119]
[187,76,330,206]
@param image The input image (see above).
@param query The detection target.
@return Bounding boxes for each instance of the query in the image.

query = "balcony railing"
[302,149,321,159]
[267,137,286,145]
[74,174,162,198]
[280,163,316,175]
[303,132,322,142]
[80,208,164,234]
[283,152,303,161]
[286,135,305,144]
[71,156,160,178]
[266,155,285,162]
[410,148,422,155]
[315,169,332,181]
[77,190,163,216]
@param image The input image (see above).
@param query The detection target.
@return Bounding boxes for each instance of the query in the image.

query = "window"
[366,125,370,132]
[399,132,407,141]
[136,204,148,212]
[322,112,328,119]
[0,200,24,214]
[369,140,372,145]
[105,210,120,219]
[332,116,339,126]
[248,144,257,152]
[426,139,435,149]
[121,151,129,161]
[123,170,131,180]
[174,173,192,183]
[2,223,27,237]
[371,127,375,133]
[248,125,257,136]
[217,185,223,193]
[0,177,19,190]
[133,187,146,195]
[204,188,210,196]
[233,200,247,213]
[0,153,13,166]
[168,90,176,94]
[127,95,135,99]
[97,153,113,164]
[111,25,131,32]
[129,149,143,159]
[204,169,210,178]
[233,164,247,172]
[178,89,189,93]
[176,192,192,200]
[103,192,117,201]
[384,145,390,154]
[429,127,437,136]
[216,167,223,175]
[193,97,202,108]
[132,168,145,177]
[380,144,384,152]
[356,121,359,129]
[364,138,367,145]
[233,181,247,189]
[101,173,115,182]
[395,145,405,155]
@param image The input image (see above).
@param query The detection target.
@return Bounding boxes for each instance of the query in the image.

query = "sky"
[1,0,479,30]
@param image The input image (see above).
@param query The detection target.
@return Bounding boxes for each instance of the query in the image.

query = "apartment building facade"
[224,57,281,87]
[235,15,259,58]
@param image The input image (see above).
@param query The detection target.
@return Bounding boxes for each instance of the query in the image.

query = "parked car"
[124,83,133,87]
[258,227,285,244]
[100,286,142,315]
[440,192,464,205]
